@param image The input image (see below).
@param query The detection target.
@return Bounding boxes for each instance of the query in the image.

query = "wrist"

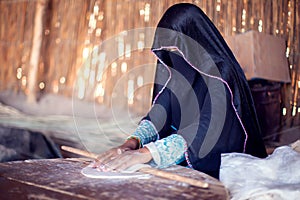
[138,147,153,163]
[121,138,140,150]
[138,146,150,154]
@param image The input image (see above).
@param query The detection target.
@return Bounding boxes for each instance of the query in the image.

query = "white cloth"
[220,146,300,200]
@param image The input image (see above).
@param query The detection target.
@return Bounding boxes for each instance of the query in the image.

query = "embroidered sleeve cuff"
[128,120,159,146]
[145,134,186,168]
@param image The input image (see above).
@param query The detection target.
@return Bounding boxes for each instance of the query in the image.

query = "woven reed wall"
[0,0,299,126]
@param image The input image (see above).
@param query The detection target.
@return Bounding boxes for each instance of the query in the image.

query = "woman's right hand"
[91,138,140,169]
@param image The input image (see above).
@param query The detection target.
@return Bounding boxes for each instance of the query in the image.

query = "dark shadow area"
[0,126,62,162]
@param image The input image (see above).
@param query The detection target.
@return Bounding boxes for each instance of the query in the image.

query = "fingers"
[103,152,138,172]
[100,148,126,163]
[91,147,131,169]
[91,149,116,168]
[102,150,150,172]
[92,148,151,172]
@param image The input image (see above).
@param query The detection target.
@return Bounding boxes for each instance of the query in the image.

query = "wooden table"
[0,158,228,200]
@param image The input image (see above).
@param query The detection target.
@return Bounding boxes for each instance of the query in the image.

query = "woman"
[92,3,267,178]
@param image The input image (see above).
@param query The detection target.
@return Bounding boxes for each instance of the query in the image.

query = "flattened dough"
[81,164,151,179]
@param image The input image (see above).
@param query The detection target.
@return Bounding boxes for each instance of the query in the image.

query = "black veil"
[145,3,267,178]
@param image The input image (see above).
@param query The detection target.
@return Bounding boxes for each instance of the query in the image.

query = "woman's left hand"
[96,147,152,172]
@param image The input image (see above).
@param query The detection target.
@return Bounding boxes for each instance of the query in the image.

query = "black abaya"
[144,3,267,178]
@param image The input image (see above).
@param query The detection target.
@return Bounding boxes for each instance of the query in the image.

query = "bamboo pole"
[27,0,47,103]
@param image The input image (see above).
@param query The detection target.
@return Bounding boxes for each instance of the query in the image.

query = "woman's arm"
[92,134,186,172]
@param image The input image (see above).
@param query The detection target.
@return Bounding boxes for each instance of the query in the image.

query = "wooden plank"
[0,177,89,200]
[0,158,228,200]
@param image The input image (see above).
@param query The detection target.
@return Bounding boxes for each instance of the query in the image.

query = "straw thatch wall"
[0,0,299,127]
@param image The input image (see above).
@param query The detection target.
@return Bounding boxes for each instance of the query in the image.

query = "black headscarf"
[144,3,267,178]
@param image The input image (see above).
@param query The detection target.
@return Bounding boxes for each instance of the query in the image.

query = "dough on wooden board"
[81,164,151,179]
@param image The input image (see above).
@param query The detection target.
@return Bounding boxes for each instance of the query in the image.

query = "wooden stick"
[61,146,98,159]
[61,145,209,189]
[138,167,209,188]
